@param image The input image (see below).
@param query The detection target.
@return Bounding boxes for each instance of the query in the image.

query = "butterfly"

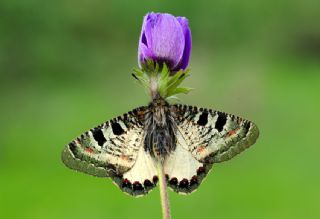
[61,96,259,197]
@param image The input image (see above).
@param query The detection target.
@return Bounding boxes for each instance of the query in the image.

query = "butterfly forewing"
[171,104,259,164]
[61,106,158,196]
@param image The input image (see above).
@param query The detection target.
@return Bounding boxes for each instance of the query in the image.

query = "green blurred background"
[1,0,319,218]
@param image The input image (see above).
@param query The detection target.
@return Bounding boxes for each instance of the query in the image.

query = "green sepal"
[132,60,193,99]
[132,68,150,91]
[168,87,193,96]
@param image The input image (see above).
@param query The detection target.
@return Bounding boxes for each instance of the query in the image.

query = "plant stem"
[157,162,171,219]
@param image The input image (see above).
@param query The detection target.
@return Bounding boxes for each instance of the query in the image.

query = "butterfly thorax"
[143,97,177,162]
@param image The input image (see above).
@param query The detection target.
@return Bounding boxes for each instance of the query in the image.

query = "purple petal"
[138,13,154,67]
[144,13,185,68]
[138,43,155,66]
[174,17,192,70]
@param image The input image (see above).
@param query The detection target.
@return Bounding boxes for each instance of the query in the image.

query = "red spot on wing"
[120,155,129,161]
[85,148,94,153]
[226,128,240,137]
[196,146,206,153]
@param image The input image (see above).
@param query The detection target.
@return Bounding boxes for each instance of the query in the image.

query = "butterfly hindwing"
[61,106,158,196]
[171,104,259,164]
[164,136,213,194]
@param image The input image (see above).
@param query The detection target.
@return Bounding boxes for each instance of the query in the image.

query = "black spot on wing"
[215,112,227,132]
[68,141,77,154]
[121,179,132,189]
[197,112,208,126]
[111,122,125,135]
[92,128,106,146]
[169,177,178,186]
[179,179,189,189]
[243,121,252,136]
[143,179,153,188]
[244,121,251,130]
[153,176,159,184]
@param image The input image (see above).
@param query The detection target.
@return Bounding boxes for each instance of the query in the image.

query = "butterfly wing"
[164,104,259,194]
[163,135,212,194]
[171,104,259,163]
[61,106,158,197]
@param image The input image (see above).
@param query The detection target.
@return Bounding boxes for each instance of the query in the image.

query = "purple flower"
[138,12,192,71]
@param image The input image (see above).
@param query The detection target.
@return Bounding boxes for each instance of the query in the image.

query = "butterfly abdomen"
[143,98,177,161]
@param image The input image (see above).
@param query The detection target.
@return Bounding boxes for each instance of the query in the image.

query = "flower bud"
[138,12,192,71]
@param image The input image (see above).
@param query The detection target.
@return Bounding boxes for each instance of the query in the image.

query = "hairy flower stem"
[157,162,171,219]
